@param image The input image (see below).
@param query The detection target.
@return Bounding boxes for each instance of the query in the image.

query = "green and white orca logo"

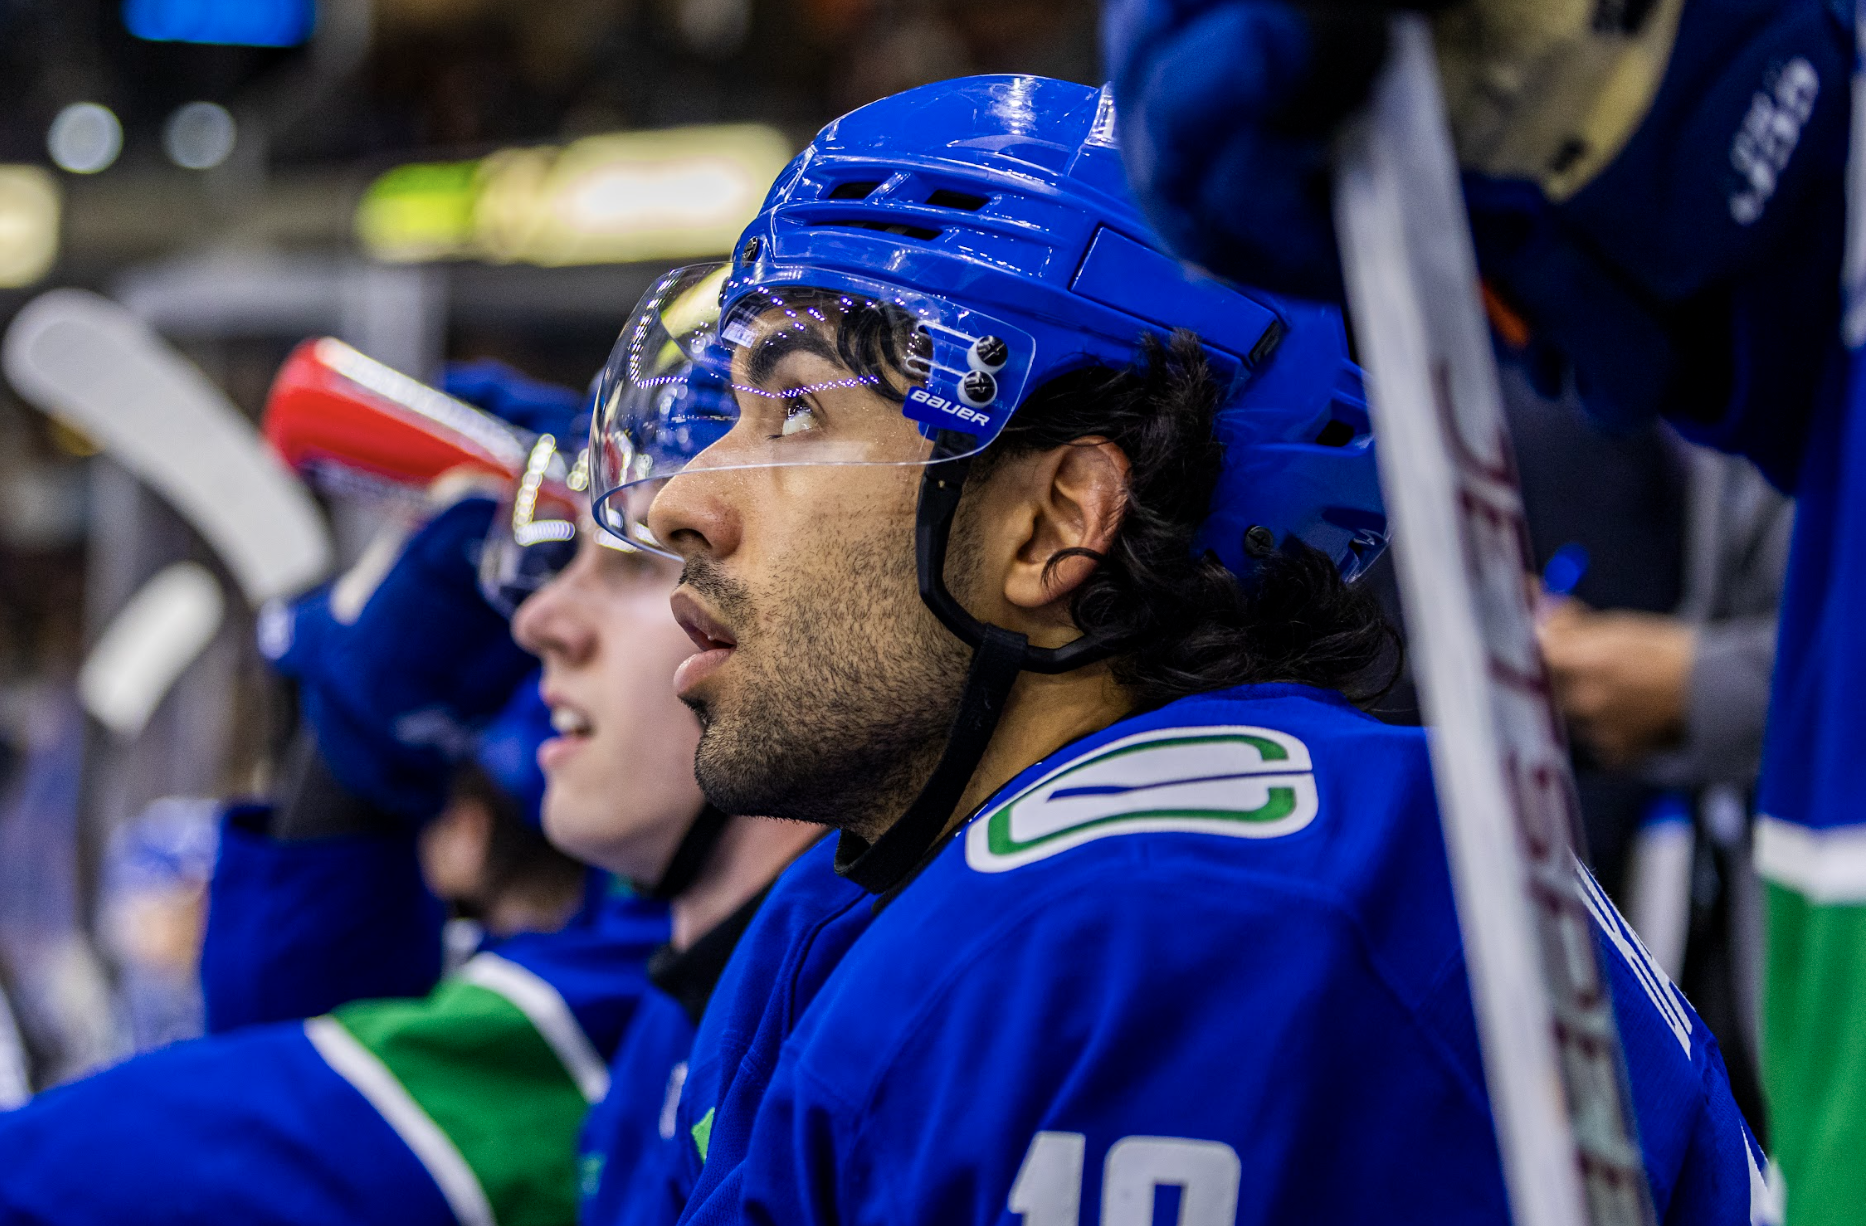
[965,725,1319,872]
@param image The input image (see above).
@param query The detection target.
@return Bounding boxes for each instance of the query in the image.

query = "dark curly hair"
[969,331,1401,711]
[755,293,1400,709]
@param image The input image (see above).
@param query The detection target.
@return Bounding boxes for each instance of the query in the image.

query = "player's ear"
[999,436,1129,613]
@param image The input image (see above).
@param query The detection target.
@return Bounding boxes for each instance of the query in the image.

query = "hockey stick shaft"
[1332,16,1653,1226]
[265,338,531,492]
[263,338,579,513]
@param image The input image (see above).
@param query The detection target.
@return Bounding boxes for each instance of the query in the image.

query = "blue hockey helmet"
[588,74,1386,584]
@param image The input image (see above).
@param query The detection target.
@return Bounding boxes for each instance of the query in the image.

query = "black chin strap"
[642,804,731,900]
[833,624,1027,892]
[834,431,1116,896]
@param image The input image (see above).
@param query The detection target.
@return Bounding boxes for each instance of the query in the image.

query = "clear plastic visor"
[477,434,582,616]
[588,262,1029,554]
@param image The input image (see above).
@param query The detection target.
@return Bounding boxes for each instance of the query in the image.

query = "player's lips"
[670,589,736,697]
[538,690,594,773]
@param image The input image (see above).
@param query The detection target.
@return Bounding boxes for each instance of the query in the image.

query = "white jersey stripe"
[1578,865,1691,1046]
[1575,864,1692,1055]
[1754,815,1866,903]
[304,1016,497,1226]
[457,952,611,1103]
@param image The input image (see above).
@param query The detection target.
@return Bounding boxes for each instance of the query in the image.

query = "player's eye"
[780,400,819,436]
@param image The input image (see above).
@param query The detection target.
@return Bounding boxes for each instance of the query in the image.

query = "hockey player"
[584,75,1764,1224]
[0,370,810,1226]
[1100,1,1858,1217]
[507,495,824,1222]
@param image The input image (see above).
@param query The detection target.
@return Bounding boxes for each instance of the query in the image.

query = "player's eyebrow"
[745,325,843,388]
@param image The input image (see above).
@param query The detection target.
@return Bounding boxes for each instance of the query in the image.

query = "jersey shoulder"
[482,889,672,1059]
[0,1022,451,1226]
[783,688,1462,1102]
[697,835,865,1051]
[962,684,1431,878]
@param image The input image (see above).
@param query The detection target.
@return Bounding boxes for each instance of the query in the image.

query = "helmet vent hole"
[834,219,941,241]
[1248,318,1285,367]
[827,180,882,200]
[1314,420,1356,448]
[925,188,989,211]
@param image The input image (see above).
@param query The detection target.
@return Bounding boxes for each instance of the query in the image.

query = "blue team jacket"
[670,685,1764,1226]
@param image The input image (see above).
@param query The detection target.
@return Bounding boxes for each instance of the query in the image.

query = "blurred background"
[0,0,1101,1096]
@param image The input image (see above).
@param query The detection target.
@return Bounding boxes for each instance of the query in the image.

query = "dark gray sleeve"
[1677,616,1777,786]
[1640,449,1790,789]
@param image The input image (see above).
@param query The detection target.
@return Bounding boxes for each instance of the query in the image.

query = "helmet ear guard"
[1197,353,1385,582]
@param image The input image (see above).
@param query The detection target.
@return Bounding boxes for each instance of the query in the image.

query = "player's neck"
[943,661,1132,839]
[668,814,824,951]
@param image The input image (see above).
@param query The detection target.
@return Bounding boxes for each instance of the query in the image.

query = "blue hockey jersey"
[1650,31,1866,1209]
[674,684,1763,1226]
[201,803,447,1031]
[576,984,695,1225]
[1741,325,1866,1217]
[595,835,868,1226]
[0,823,684,1226]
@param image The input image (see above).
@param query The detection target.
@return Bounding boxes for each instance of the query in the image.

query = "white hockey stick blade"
[3,290,332,605]
[1333,16,1652,1226]
[0,980,28,1110]
[78,561,226,740]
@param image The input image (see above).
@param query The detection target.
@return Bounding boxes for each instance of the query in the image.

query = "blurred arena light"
[357,124,792,266]
[163,103,237,171]
[352,161,480,264]
[676,0,752,58]
[79,562,226,740]
[47,104,123,175]
[123,0,315,46]
[0,167,60,287]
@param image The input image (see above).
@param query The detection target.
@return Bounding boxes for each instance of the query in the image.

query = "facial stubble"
[679,517,973,839]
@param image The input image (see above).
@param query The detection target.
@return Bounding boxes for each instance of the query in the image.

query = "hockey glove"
[1105,0,1851,483]
[263,494,537,824]
[440,358,583,444]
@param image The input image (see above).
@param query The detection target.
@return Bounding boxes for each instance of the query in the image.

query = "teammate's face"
[644,366,972,834]
[511,523,703,879]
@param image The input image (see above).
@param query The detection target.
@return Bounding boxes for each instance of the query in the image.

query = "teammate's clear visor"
[478,434,582,616]
[588,262,1035,554]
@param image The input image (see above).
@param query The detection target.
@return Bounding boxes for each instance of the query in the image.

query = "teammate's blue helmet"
[589,74,1386,584]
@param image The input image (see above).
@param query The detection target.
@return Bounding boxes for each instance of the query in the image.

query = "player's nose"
[645,468,742,563]
[511,561,597,666]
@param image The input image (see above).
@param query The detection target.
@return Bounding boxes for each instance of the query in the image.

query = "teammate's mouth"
[671,589,737,698]
[538,693,594,772]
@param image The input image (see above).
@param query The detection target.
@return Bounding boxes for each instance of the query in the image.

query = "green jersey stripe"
[457,952,610,1103]
[304,1016,496,1226]
[1764,883,1866,1226]
[331,979,593,1226]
